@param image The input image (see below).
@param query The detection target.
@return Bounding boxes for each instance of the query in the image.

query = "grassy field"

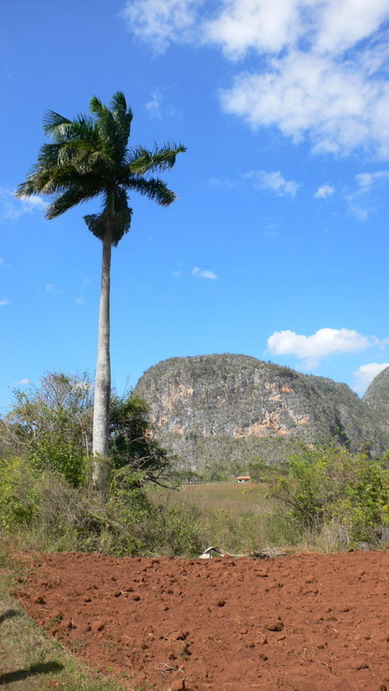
[147,481,296,555]
[0,546,126,691]
[150,480,275,513]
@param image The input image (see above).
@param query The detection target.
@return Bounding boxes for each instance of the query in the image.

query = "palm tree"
[17,92,186,492]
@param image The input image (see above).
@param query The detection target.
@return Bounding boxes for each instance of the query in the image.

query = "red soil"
[16,550,388,691]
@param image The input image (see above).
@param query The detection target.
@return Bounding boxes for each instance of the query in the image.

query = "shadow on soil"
[0,661,64,685]
[0,610,20,626]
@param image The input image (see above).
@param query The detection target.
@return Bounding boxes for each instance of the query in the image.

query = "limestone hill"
[134,354,388,474]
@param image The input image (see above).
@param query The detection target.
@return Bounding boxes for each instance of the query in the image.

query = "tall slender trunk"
[91,221,112,492]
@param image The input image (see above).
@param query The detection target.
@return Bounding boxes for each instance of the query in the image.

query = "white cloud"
[353,362,389,393]
[0,298,10,306]
[355,170,389,189]
[16,378,33,386]
[18,194,47,209]
[75,296,85,305]
[121,0,202,53]
[0,187,46,221]
[209,176,240,188]
[314,184,335,199]
[145,90,163,119]
[145,87,181,120]
[313,0,389,55]
[192,266,218,280]
[45,284,61,295]
[123,0,389,157]
[205,0,303,58]
[244,170,299,196]
[204,0,389,59]
[172,261,184,277]
[212,1,389,156]
[347,202,371,222]
[344,169,389,220]
[220,50,389,157]
[267,327,373,369]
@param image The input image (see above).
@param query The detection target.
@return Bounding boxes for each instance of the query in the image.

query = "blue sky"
[1,0,389,413]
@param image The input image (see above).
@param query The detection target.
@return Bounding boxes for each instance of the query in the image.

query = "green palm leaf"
[128,176,176,206]
[129,144,186,174]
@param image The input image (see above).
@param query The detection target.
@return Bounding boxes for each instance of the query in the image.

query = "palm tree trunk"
[91,224,112,492]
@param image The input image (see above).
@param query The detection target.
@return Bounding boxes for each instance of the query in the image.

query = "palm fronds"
[129,144,187,175]
[128,176,176,206]
[17,92,186,233]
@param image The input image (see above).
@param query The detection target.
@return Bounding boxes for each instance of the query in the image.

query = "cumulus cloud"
[0,187,46,221]
[204,0,303,58]
[314,184,335,199]
[0,298,10,306]
[220,50,389,157]
[122,0,389,157]
[267,327,374,369]
[212,1,389,156]
[244,170,299,196]
[16,378,33,386]
[204,0,389,59]
[192,266,218,280]
[353,362,389,393]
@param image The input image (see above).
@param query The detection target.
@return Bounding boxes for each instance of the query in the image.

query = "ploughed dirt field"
[16,550,389,691]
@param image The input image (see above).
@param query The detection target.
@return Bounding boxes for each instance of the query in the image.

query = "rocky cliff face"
[364,367,389,437]
[134,355,388,473]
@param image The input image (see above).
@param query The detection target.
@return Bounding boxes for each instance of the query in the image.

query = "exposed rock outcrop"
[135,355,388,473]
[364,366,389,438]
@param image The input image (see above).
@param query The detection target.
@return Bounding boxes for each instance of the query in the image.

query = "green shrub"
[0,456,41,529]
[109,395,175,487]
[2,373,92,487]
[2,374,175,491]
[268,446,389,545]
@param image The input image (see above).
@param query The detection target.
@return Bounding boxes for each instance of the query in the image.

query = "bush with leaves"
[0,455,41,530]
[1,373,93,486]
[0,372,180,554]
[268,445,389,545]
[1,373,175,490]
[109,395,175,488]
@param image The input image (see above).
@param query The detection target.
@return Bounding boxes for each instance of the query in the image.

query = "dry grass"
[180,481,276,513]
[149,480,276,514]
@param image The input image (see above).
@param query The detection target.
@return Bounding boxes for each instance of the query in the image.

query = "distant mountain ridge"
[134,355,389,474]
